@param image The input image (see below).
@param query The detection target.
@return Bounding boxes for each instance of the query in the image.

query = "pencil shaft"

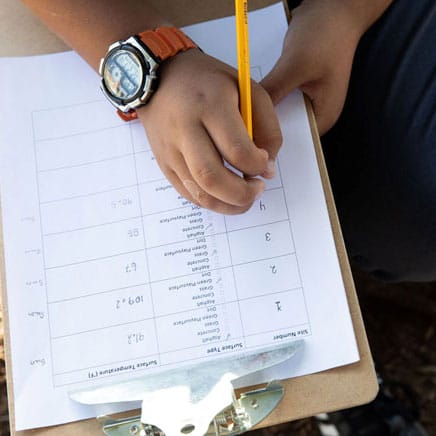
[235,0,253,139]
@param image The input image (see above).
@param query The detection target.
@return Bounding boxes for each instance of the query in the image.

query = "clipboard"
[0,0,378,434]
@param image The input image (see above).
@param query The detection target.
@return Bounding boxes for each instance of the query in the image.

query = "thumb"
[261,52,306,105]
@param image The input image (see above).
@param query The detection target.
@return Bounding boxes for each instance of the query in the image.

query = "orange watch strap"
[116,28,196,122]
[117,109,138,121]
[138,27,197,61]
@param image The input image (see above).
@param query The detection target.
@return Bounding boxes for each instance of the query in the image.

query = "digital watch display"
[99,27,197,121]
[103,48,144,102]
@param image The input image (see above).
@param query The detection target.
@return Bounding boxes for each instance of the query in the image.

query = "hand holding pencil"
[137,3,281,214]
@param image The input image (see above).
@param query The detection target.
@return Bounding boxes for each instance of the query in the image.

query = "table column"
[32,102,158,385]
[131,120,246,362]
[225,172,311,348]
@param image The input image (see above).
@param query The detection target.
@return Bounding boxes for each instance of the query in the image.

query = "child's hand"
[261,0,366,135]
[137,48,282,215]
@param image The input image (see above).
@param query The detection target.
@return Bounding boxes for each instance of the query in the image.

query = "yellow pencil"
[235,0,253,140]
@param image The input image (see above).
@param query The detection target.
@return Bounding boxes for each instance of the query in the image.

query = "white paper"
[0,3,358,430]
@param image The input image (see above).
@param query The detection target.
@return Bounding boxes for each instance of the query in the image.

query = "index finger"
[182,124,265,207]
[203,102,269,177]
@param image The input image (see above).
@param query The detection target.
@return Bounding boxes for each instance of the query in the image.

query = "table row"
[48,287,310,383]
[39,180,285,235]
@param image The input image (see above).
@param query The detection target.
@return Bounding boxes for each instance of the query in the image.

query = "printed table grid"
[31,101,312,386]
[49,286,306,340]
[52,322,313,388]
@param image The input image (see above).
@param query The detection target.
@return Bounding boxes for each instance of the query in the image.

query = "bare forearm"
[21,0,172,70]
[262,0,393,133]
[336,0,393,33]
[298,0,393,37]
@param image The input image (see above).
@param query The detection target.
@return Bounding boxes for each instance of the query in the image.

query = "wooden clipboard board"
[0,0,378,434]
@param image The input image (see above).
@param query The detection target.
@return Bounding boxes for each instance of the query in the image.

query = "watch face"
[103,48,144,102]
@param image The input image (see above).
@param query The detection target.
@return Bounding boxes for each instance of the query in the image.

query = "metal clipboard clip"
[70,340,304,436]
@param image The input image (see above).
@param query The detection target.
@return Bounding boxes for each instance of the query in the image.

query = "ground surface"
[1,270,435,436]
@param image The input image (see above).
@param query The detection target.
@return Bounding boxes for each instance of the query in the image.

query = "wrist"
[100,27,198,121]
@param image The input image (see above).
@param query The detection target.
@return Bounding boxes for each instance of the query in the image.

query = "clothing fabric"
[321,0,436,281]
[286,0,303,10]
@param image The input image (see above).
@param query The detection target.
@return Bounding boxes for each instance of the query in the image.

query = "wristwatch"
[99,27,197,121]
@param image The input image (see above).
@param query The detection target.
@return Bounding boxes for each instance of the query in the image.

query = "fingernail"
[262,159,276,179]
[183,180,201,201]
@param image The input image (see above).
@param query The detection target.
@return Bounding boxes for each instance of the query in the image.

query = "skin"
[261,0,393,134]
[22,0,392,214]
